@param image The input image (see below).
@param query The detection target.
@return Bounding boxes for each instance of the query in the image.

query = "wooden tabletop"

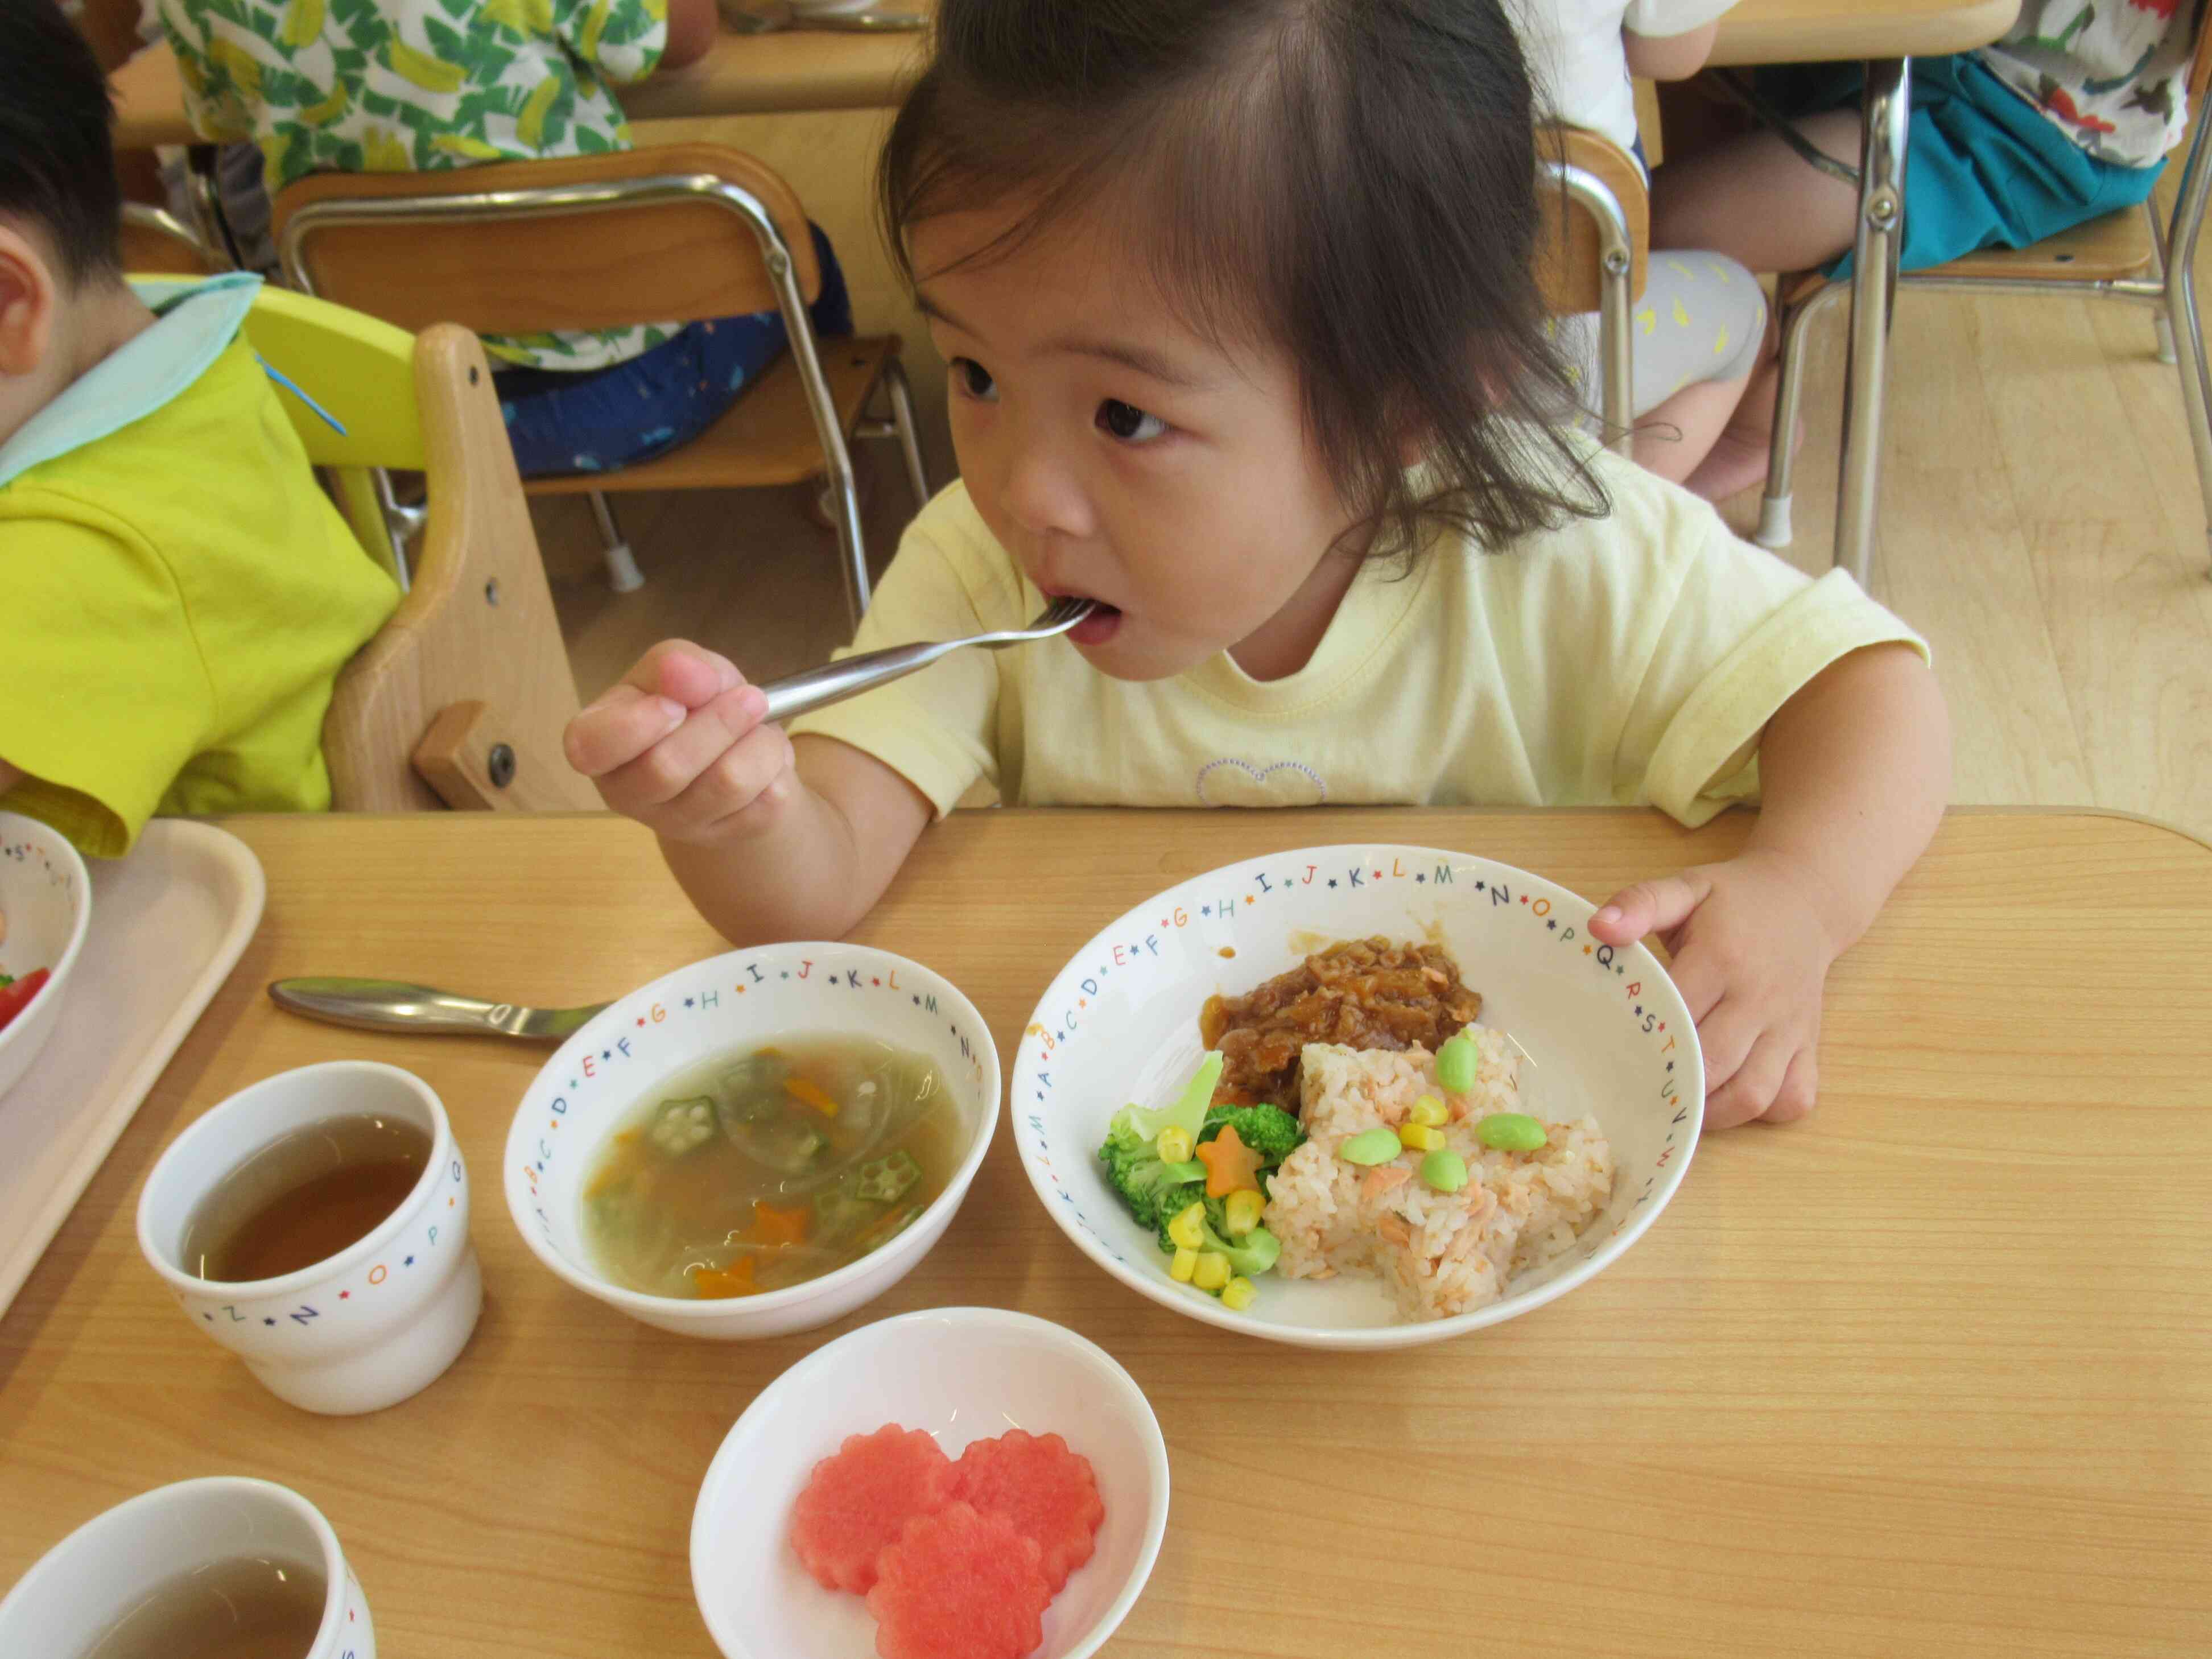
[109,0,2021,152]
[2,806,2207,1656]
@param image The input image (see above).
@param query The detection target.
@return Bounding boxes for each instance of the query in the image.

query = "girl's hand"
[563,639,795,847]
[1587,851,1847,1129]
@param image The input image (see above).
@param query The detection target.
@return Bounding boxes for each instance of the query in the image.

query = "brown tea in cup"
[181,1112,430,1282]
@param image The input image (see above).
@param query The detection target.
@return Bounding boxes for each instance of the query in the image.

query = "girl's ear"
[0,225,59,379]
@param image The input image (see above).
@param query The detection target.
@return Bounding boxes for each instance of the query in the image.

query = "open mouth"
[1043,589,1122,646]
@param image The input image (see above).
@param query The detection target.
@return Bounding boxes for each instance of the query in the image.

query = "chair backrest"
[1533,125,1650,314]
[241,287,593,813]
[2190,0,2212,99]
[270,142,823,335]
[120,203,228,277]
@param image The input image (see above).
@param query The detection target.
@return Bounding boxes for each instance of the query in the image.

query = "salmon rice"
[1266,1037,1614,1320]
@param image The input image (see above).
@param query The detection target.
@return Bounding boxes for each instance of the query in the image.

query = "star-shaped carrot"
[1197,1124,1265,1196]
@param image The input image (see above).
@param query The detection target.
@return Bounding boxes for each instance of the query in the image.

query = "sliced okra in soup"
[856,1148,921,1203]
[812,1182,881,1242]
[649,1096,717,1157]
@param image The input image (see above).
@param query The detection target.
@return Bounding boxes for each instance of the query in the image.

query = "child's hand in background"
[563,640,794,846]
[1588,851,1846,1129]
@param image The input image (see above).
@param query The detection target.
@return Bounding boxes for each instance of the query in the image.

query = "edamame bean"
[1435,1031,1479,1094]
[1419,1149,1468,1192]
[1475,1112,1547,1152]
[1338,1127,1403,1166]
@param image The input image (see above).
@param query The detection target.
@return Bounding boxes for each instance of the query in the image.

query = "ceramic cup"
[137,1061,481,1415]
[0,1476,375,1658]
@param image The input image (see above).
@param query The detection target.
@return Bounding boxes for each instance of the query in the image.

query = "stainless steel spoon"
[758,595,1094,724]
[269,978,607,1042]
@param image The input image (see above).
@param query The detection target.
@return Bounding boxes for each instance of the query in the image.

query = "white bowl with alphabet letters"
[503,943,1000,1339]
[1009,844,1704,1349]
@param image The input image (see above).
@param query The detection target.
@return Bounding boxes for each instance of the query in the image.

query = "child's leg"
[1682,306,1785,502]
[1623,253,1771,488]
[1649,110,1865,274]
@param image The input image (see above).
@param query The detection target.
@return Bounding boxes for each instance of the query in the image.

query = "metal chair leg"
[2161,104,2212,573]
[589,490,645,594]
[2147,199,2180,366]
[1834,56,1911,589]
[880,357,932,512]
[1756,282,1849,550]
[371,465,422,591]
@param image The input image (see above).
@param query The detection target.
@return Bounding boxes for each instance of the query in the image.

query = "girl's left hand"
[1586,852,1846,1129]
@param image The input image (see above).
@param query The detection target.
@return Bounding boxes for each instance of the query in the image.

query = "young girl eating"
[566,0,1950,1130]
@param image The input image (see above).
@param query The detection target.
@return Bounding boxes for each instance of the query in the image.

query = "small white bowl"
[0,812,90,1104]
[1011,843,1705,1349]
[504,944,1000,1340]
[690,1307,1169,1659]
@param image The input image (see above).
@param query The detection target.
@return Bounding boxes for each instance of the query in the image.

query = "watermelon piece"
[951,1430,1104,1592]
[866,1503,1053,1659]
[789,1425,957,1593]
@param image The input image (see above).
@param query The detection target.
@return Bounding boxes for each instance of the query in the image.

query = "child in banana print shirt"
[156,0,856,478]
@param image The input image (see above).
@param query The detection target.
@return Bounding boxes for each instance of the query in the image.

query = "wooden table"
[3,807,2208,1656]
[108,25,930,153]
[108,0,2018,152]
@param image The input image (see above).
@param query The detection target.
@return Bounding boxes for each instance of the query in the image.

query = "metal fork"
[758,596,1095,724]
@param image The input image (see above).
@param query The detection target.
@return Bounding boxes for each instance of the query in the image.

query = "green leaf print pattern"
[158,0,672,371]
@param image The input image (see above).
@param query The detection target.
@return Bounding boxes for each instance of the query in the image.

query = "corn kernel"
[1409,1094,1449,1128]
[1220,1275,1257,1311]
[1169,1246,1199,1283]
[1192,1251,1231,1292]
[1155,1125,1194,1164]
[1223,1188,1265,1236]
[1167,1201,1207,1251]
[1398,1122,1445,1152]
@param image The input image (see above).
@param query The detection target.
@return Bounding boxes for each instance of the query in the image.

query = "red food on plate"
[789,1425,958,1593]
[865,1503,1053,1659]
[950,1429,1104,1592]
[0,968,51,1035]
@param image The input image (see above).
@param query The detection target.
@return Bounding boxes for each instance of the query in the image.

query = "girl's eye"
[1096,399,1167,443]
[951,357,998,402]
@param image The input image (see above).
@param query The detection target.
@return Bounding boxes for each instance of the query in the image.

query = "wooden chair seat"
[1778,205,2156,311]
[525,333,899,497]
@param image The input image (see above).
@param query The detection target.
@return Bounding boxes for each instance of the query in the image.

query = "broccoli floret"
[1200,1217,1281,1278]
[1100,1107,1207,1233]
[1122,1053,1224,1143]
[1199,1103,1305,1164]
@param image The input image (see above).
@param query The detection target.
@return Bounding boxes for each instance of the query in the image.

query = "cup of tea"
[136,1061,481,1415]
[0,1476,374,1659]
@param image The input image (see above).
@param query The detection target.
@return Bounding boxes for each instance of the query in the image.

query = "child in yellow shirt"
[0,1,397,857]
[566,0,1953,1131]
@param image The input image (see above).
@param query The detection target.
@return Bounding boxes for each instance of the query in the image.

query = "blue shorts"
[494,222,854,479]
[1761,56,2166,278]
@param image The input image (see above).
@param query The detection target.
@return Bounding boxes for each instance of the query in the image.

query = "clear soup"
[581,1036,962,1299]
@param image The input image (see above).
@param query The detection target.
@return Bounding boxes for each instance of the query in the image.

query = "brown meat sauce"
[1199,938,1482,1111]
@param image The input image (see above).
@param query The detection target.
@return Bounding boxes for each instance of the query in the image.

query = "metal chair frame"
[1542,156,1640,447]
[1759,55,2212,585]
[278,169,930,622]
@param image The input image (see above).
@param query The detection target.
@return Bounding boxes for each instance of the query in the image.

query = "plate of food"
[1010,844,1702,1348]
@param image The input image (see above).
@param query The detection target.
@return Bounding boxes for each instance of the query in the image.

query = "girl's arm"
[1590,643,1950,1126]
[566,642,934,946]
[661,0,720,70]
[1623,21,1720,82]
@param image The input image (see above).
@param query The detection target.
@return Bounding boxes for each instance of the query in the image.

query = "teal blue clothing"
[1762,56,2166,279]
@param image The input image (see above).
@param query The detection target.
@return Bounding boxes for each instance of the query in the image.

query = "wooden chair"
[1534,125,1652,448]
[269,144,931,622]
[239,285,596,812]
[1755,16,2212,581]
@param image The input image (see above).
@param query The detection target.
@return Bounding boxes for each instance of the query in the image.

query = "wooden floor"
[547,113,2212,844]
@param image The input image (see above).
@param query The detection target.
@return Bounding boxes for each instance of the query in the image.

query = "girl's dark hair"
[880,0,1605,559]
[0,0,123,285]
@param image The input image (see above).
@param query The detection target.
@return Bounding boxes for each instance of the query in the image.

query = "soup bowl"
[504,943,1000,1339]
